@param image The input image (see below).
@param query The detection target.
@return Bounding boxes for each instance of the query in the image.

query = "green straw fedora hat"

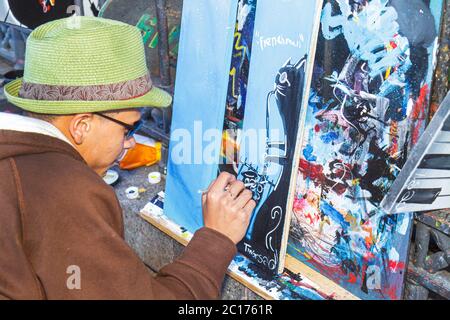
[4,16,172,114]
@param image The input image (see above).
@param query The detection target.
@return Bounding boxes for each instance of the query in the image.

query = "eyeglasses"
[94,112,143,139]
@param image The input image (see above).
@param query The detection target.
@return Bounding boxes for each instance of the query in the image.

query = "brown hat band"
[18,73,152,102]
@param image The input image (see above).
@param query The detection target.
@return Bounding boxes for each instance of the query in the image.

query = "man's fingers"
[210,172,236,193]
[233,189,253,209]
[202,192,207,206]
[228,180,246,199]
[243,199,256,217]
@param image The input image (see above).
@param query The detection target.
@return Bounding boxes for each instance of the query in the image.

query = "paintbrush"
[198,182,254,194]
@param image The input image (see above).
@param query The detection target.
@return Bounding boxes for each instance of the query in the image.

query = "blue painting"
[164,0,238,232]
[287,0,444,299]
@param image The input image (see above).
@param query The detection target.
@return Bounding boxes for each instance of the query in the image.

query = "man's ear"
[69,113,94,145]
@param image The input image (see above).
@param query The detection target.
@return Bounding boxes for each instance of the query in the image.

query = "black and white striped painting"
[381,92,450,213]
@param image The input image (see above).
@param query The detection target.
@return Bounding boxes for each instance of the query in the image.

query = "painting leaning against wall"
[287,0,444,300]
[232,0,323,275]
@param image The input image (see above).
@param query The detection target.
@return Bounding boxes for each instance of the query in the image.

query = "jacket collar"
[0,112,74,148]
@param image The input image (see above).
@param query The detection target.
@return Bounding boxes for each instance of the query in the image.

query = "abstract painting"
[219,0,257,174]
[287,0,444,299]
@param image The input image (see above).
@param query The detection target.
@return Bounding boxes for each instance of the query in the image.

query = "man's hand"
[202,172,256,244]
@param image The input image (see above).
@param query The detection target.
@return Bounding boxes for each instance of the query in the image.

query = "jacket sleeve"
[154,227,238,299]
[24,167,237,299]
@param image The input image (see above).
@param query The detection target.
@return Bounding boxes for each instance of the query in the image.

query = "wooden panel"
[140,211,357,300]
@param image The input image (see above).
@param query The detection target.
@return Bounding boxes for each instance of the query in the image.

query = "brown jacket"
[0,129,237,299]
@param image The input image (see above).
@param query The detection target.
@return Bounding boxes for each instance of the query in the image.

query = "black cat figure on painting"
[238,55,307,273]
[268,55,307,162]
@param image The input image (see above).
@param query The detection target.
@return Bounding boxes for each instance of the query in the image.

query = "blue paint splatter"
[320,200,350,228]
[320,132,339,144]
[303,144,317,162]
[232,255,329,300]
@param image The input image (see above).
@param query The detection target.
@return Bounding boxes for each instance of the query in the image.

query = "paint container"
[119,134,161,170]
[103,169,119,186]
[125,186,139,200]
[148,171,161,184]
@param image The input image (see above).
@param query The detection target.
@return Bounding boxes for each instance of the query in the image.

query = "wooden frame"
[139,211,358,300]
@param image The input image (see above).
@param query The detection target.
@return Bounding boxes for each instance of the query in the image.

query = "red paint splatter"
[388,260,405,272]
[299,159,348,195]
[348,273,357,284]
[411,85,430,146]
[314,124,321,132]
[299,159,326,184]
[411,85,429,119]
[292,197,305,212]
[385,285,399,300]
